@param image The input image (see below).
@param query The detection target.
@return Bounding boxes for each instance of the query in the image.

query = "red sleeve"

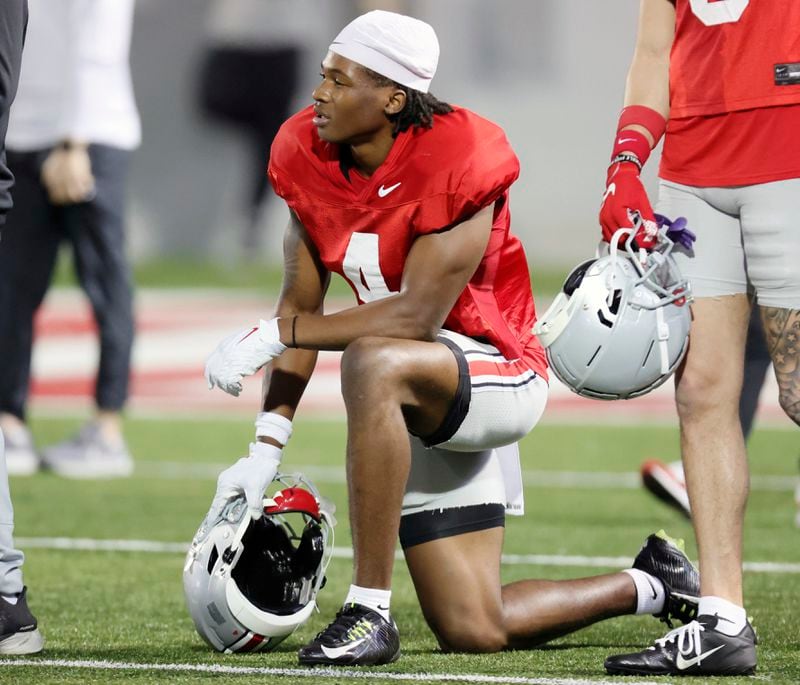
[414,113,520,235]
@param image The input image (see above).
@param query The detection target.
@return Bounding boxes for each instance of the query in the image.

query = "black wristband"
[609,152,643,171]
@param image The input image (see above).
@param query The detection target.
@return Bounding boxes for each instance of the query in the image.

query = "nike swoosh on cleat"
[676,644,725,670]
[320,637,368,660]
[713,613,736,624]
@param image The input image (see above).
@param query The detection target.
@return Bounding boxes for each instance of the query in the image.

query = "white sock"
[344,584,391,621]
[624,568,666,615]
[698,595,747,635]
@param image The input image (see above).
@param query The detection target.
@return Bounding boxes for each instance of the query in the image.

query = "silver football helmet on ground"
[183,473,335,653]
[533,225,692,400]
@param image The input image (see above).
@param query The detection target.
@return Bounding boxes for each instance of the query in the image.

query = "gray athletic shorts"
[399,330,548,547]
[657,178,800,309]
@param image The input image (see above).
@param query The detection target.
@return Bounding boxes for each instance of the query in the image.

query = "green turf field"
[50,252,570,298]
[1,417,798,684]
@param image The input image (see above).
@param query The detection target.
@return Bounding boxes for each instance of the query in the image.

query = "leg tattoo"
[761,307,800,426]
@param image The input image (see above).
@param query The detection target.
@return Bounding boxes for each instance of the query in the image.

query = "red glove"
[600,158,658,249]
[599,106,667,250]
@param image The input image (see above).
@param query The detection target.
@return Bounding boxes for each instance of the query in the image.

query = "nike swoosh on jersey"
[676,644,725,670]
[618,137,638,144]
[377,182,402,197]
[320,637,368,660]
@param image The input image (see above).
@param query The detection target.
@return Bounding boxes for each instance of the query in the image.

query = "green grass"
[2,418,798,684]
[51,251,569,298]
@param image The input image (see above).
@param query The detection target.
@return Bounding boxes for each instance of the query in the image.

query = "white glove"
[207,442,282,521]
[204,318,287,396]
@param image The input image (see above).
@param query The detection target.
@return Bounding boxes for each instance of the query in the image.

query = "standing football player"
[205,10,700,667]
[0,0,43,655]
[598,0,800,676]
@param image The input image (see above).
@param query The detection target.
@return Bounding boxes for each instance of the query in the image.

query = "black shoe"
[298,603,400,666]
[605,614,757,676]
[0,587,44,655]
[633,530,699,627]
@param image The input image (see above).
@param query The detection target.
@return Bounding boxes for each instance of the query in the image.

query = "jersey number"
[689,0,749,26]
[342,233,396,303]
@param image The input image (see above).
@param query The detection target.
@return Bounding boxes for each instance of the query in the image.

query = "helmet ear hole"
[206,545,219,575]
[597,289,624,327]
[608,289,622,314]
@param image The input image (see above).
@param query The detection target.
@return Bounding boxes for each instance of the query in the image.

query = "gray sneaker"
[2,426,40,476]
[41,422,133,479]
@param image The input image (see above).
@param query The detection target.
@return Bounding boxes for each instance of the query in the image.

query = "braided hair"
[363,67,453,137]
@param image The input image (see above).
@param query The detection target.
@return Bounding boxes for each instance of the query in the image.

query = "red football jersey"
[660,103,800,186]
[662,1,800,186]
[670,0,800,118]
[269,105,547,378]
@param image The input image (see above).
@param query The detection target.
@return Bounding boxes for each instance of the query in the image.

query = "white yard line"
[131,460,799,492]
[14,536,800,574]
[0,657,664,685]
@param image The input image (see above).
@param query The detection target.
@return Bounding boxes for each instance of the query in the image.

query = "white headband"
[329,10,439,93]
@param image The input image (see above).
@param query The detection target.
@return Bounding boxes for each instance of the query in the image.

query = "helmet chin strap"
[605,227,633,305]
[655,304,670,374]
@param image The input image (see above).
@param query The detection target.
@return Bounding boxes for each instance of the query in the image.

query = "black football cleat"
[634,529,699,627]
[0,587,44,655]
[605,614,757,676]
[298,603,400,666]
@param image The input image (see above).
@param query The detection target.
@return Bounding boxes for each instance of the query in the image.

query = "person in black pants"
[0,0,140,479]
[0,0,44,655]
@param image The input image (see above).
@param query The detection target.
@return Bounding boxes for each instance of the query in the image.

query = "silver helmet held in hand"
[533,224,692,400]
[183,473,335,653]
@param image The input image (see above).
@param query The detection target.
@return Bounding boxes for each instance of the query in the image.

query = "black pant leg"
[0,0,28,224]
[739,306,771,440]
[64,145,134,412]
[0,150,62,419]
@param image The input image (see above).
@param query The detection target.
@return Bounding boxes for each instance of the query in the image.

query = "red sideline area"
[29,289,791,426]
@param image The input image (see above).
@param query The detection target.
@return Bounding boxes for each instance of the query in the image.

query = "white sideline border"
[0,658,661,685]
[14,536,800,574]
